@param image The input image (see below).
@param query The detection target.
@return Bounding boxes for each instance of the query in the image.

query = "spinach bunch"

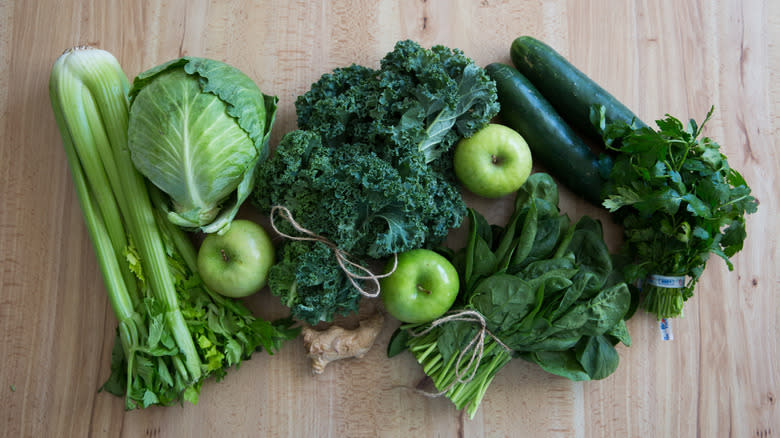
[598,107,759,319]
[390,173,632,419]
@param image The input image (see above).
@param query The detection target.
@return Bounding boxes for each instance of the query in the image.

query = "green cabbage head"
[128,57,277,234]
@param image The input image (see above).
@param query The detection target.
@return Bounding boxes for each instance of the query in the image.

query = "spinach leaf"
[387,327,411,358]
[549,271,597,320]
[508,199,538,268]
[463,208,498,291]
[547,283,630,338]
[437,320,479,364]
[605,319,632,347]
[519,350,590,381]
[469,274,536,333]
[566,218,613,295]
[575,335,620,380]
[526,215,567,262]
[514,172,559,210]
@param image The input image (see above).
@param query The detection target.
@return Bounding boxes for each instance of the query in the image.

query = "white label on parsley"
[647,274,686,289]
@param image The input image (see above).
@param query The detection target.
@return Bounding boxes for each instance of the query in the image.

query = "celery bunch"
[49,47,297,409]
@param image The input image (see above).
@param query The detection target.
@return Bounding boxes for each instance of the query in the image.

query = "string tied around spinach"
[407,309,513,397]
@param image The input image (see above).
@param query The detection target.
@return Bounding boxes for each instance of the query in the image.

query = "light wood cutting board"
[1,1,778,437]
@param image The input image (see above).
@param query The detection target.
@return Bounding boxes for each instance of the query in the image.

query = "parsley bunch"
[599,107,758,319]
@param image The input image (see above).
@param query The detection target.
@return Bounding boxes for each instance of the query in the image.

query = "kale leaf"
[255,41,499,324]
[266,240,364,325]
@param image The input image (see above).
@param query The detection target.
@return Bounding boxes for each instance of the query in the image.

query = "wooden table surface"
[1,1,778,437]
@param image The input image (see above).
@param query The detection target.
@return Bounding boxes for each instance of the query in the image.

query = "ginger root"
[301,312,385,374]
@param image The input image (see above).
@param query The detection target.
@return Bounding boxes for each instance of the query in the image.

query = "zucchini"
[510,35,646,142]
[485,63,607,205]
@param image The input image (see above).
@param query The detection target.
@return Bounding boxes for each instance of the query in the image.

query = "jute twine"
[408,309,513,398]
[269,205,397,298]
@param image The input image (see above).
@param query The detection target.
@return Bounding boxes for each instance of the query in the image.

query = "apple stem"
[220,248,229,263]
[491,154,502,166]
[417,284,432,295]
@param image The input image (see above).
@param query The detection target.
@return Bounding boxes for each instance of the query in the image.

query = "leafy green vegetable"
[254,40,499,325]
[599,107,758,319]
[393,173,631,418]
[49,47,297,410]
[128,57,278,234]
[266,239,365,325]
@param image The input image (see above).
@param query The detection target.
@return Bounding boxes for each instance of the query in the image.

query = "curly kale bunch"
[255,40,499,324]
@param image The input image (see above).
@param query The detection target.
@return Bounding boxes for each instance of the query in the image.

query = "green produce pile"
[253,40,499,325]
[48,34,755,418]
[389,173,631,418]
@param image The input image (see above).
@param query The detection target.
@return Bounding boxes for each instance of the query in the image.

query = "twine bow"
[269,205,397,298]
[408,309,513,398]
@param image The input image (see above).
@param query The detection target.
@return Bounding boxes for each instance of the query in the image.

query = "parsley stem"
[719,194,751,209]
[643,285,684,319]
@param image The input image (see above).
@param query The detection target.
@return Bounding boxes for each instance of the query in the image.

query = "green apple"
[197,219,275,298]
[380,249,459,323]
[453,123,533,198]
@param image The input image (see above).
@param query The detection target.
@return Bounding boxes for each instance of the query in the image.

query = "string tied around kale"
[269,205,398,298]
[407,309,514,398]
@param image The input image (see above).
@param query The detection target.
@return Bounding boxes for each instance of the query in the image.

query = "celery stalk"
[49,52,139,339]
[49,46,203,405]
[56,49,201,379]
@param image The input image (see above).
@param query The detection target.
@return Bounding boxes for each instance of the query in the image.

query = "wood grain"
[1,1,777,437]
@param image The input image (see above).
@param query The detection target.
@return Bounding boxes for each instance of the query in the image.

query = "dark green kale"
[391,173,632,419]
[599,107,758,319]
[296,41,500,167]
[266,240,365,326]
[255,41,499,325]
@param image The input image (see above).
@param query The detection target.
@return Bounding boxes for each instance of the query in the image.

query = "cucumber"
[510,35,646,142]
[485,63,606,205]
